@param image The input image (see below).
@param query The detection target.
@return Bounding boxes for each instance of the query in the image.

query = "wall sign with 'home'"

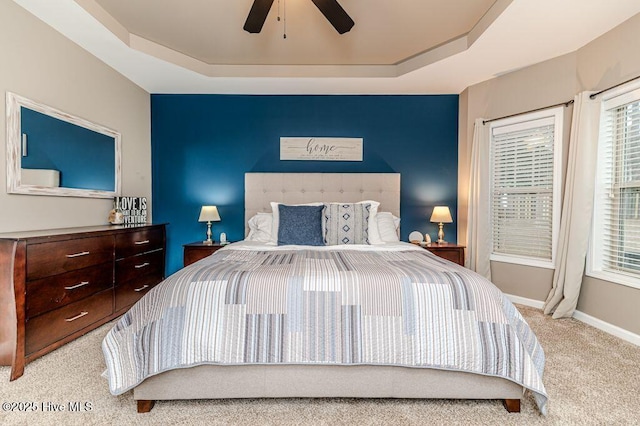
[280,137,363,161]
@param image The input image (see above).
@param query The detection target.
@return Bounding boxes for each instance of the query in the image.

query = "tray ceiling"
[94,0,496,66]
[11,0,640,93]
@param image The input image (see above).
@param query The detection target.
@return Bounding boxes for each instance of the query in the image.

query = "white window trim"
[491,253,557,270]
[488,107,564,269]
[586,269,640,290]
[586,80,640,290]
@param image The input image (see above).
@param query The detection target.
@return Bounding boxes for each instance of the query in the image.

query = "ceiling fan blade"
[243,0,275,33]
[310,0,354,34]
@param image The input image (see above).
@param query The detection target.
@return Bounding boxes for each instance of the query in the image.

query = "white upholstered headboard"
[245,173,400,235]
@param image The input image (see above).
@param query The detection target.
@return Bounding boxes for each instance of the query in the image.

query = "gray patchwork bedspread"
[102,246,547,414]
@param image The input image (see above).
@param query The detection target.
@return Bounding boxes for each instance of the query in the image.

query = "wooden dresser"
[0,224,165,381]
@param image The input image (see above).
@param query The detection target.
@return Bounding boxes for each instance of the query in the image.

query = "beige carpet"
[1,305,639,425]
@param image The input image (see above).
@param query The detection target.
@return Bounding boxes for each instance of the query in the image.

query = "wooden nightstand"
[183,242,228,267]
[423,242,466,266]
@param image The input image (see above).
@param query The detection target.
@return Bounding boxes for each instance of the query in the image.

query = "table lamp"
[430,206,453,244]
[199,205,221,245]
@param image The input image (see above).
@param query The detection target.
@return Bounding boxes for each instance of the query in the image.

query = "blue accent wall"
[21,107,115,191]
[152,95,458,275]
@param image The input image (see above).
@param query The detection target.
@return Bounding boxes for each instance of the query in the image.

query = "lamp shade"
[198,205,221,222]
[430,206,453,223]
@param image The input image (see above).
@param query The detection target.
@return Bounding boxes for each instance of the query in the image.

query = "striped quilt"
[102,244,547,414]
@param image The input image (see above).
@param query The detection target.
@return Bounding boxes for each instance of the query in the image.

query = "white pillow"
[246,212,273,242]
[270,202,323,244]
[359,200,383,244]
[377,212,400,242]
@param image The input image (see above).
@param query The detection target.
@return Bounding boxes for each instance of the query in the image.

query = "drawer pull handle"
[135,262,150,269]
[65,311,89,322]
[66,251,90,258]
[64,281,90,290]
[135,240,150,245]
[134,284,149,292]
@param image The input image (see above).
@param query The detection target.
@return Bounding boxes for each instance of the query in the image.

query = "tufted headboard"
[245,173,400,235]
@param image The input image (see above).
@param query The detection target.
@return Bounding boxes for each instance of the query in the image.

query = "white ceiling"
[12,0,640,94]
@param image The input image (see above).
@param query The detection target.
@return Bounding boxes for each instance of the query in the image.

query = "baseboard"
[572,310,640,347]
[505,293,640,347]
[505,294,544,309]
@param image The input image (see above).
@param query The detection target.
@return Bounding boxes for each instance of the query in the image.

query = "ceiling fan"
[243,0,354,35]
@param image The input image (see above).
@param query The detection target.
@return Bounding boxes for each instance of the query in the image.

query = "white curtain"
[544,92,601,318]
[466,118,492,280]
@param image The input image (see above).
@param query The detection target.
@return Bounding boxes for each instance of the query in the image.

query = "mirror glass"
[6,92,121,198]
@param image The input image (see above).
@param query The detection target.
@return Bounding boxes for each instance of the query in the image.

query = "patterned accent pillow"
[277,205,325,246]
[323,203,371,245]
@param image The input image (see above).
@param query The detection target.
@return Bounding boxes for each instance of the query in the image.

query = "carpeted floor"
[1,305,639,425]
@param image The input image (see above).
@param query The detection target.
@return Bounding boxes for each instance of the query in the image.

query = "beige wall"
[460,13,640,335]
[457,88,469,246]
[459,52,576,302]
[572,14,640,336]
[576,13,640,93]
[0,1,150,233]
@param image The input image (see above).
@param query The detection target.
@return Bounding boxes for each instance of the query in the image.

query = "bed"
[102,173,547,415]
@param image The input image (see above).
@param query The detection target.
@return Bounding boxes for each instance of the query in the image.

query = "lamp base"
[204,221,213,245]
[437,222,446,244]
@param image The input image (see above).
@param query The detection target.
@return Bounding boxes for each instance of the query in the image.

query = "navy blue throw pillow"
[277,204,325,246]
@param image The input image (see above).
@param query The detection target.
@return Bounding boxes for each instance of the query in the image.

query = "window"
[489,108,563,268]
[589,85,640,289]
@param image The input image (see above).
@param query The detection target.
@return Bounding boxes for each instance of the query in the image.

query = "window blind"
[490,116,557,262]
[595,93,640,277]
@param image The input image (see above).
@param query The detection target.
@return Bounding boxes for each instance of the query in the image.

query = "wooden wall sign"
[280,137,363,161]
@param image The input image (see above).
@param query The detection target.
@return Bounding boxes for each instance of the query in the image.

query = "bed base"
[136,398,520,414]
[133,364,523,413]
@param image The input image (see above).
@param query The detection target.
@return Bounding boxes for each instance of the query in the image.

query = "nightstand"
[183,242,227,267]
[422,242,466,266]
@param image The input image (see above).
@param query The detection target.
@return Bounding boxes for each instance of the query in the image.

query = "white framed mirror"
[6,92,121,198]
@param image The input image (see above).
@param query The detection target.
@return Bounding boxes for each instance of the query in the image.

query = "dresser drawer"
[116,249,164,284]
[116,227,164,259]
[115,274,161,312]
[26,262,114,319]
[25,289,113,355]
[27,235,114,280]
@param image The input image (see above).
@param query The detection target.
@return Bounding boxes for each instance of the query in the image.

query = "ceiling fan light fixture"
[243,0,354,35]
